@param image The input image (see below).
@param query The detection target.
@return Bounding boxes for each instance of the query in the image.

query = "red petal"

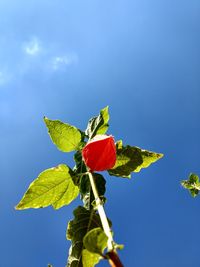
[82,135,116,172]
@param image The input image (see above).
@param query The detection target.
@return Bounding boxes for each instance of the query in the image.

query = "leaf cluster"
[181,173,200,197]
[16,106,163,267]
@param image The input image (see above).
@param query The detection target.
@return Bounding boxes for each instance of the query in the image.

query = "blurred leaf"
[82,249,101,267]
[80,173,106,210]
[114,243,124,250]
[44,117,82,152]
[83,227,108,255]
[66,206,104,267]
[181,173,200,197]
[85,106,109,139]
[108,140,163,178]
[15,164,79,210]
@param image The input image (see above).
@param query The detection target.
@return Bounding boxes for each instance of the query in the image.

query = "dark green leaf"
[66,206,103,267]
[73,151,87,177]
[181,173,200,197]
[108,141,142,178]
[83,227,108,255]
[82,249,101,267]
[80,173,106,210]
[44,117,82,152]
[190,189,199,197]
[108,140,163,178]
[85,106,109,139]
[15,164,79,210]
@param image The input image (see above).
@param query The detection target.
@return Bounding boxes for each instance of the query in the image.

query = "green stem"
[88,171,114,251]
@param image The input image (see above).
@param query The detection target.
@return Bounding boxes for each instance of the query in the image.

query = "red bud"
[82,135,116,172]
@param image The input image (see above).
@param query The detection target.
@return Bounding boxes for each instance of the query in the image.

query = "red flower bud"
[82,135,116,172]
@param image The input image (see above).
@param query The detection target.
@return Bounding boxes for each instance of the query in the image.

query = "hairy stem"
[88,171,124,267]
[88,171,114,251]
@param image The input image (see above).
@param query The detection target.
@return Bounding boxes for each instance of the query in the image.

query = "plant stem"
[107,251,124,267]
[88,171,114,251]
[88,171,124,267]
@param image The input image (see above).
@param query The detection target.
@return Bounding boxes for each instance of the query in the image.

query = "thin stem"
[88,171,114,251]
[88,171,124,267]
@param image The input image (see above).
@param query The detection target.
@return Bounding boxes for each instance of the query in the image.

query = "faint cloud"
[51,53,78,71]
[23,37,41,56]
[0,70,10,86]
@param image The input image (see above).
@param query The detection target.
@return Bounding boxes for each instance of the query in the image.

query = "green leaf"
[85,106,109,139]
[66,206,104,267]
[134,149,164,172]
[15,164,79,210]
[108,141,142,178]
[44,117,82,152]
[73,150,87,177]
[181,173,200,197]
[83,227,108,255]
[82,249,101,267]
[80,173,106,210]
[108,140,163,178]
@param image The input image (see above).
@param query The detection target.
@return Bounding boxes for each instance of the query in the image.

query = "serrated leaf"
[83,227,108,255]
[66,206,104,267]
[85,106,109,139]
[15,164,79,210]
[134,149,163,172]
[108,141,163,178]
[82,249,101,267]
[80,173,106,210]
[44,117,82,152]
[108,141,143,178]
[181,173,200,197]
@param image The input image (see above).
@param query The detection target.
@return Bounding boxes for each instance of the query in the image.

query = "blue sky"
[0,0,200,266]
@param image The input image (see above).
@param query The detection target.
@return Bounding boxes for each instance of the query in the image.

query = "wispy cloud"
[51,53,78,71]
[1,36,79,82]
[23,37,41,56]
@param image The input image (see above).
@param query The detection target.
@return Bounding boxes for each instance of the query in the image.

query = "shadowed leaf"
[108,140,163,178]
[80,173,106,210]
[85,106,109,139]
[66,206,106,267]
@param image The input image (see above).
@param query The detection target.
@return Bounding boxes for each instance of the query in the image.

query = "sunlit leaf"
[82,249,101,267]
[83,227,108,255]
[15,164,79,210]
[44,117,82,152]
[134,148,163,172]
